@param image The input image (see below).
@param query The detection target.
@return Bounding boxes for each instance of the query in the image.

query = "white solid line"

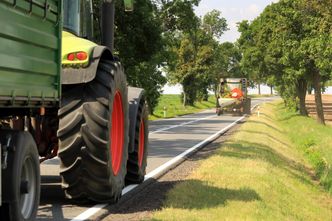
[145,115,245,180]
[70,203,107,221]
[70,115,245,221]
[150,114,216,134]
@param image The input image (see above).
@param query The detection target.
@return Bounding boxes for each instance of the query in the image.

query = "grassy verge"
[149,101,332,221]
[248,94,275,98]
[149,95,216,120]
[276,102,332,193]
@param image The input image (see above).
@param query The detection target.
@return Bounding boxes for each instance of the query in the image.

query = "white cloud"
[247,4,260,15]
[195,1,277,42]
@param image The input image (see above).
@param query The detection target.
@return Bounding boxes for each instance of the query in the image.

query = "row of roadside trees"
[238,0,332,125]
[109,0,330,125]
[111,0,242,112]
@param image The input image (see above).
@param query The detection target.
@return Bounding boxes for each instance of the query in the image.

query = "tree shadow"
[220,141,317,185]
[165,180,261,209]
[241,130,290,148]
[246,120,283,134]
[99,179,260,218]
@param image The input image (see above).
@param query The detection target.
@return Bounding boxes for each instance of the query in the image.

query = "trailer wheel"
[216,108,223,116]
[58,61,129,202]
[126,99,149,184]
[0,130,40,221]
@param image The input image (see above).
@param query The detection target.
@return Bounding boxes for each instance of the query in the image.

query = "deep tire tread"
[125,98,149,184]
[58,60,129,202]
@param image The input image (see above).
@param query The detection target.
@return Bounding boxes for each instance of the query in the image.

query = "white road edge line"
[70,114,247,221]
[70,104,261,221]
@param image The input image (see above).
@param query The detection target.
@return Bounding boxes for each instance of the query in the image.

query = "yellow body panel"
[61,31,96,67]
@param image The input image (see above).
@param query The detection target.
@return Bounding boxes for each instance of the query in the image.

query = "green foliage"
[238,0,332,123]
[114,0,167,113]
[161,2,229,106]
[202,10,228,39]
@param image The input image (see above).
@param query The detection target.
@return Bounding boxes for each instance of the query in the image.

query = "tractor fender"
[128,87,146,154]
[61,46,113,85]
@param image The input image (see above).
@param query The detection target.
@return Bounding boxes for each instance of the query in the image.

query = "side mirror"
[123,0,133,11]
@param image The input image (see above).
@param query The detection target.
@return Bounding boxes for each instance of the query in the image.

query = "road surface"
[37,97,277,221]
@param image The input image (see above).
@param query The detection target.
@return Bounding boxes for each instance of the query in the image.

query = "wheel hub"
[20,157,37,219]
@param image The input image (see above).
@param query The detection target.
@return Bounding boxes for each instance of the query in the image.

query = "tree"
[202,10,228,39]
[114,0,167,113]
[238,0,331,124]
[162,4,228,106]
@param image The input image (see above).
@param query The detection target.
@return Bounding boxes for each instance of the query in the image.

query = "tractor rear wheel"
[57,61,129,203]
[125,99,149,184]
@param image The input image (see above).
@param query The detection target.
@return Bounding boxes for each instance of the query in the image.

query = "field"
[149,95,216,120]
[149,101,332,221]
[306,94,332,124]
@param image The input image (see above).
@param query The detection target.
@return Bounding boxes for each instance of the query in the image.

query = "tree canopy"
[238,0,332,124]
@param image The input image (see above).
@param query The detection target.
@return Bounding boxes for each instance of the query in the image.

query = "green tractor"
[0,0,148,220]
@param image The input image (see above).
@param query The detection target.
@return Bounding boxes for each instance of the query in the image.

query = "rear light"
[67,53,75,61]
[76,52,88,60]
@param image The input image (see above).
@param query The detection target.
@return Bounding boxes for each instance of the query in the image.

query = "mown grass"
[149,95,216,120]
[248,94,275,98]
[276,102,332,193]
[149,101,332,221]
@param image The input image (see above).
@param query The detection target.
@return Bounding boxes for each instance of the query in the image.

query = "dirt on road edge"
[95,119,245,221]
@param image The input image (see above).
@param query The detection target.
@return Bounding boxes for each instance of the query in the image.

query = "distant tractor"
[216,78,251,116]
[0,0,148,220]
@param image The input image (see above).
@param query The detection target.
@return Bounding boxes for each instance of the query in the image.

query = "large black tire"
[57,61,129,203]
[0,130,40,221]
[125,98,149,184]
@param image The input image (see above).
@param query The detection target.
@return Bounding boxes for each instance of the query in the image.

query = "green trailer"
[0,0,61,108]
[0,1,61,220]
[0,0,149,220]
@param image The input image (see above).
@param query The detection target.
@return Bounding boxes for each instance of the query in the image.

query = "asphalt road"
[37,97,277,221]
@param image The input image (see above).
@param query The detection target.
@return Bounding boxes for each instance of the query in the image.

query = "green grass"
[149,101,332,221]
[248,94,275,98]
[149,95,216,120]
[276,102,332,193]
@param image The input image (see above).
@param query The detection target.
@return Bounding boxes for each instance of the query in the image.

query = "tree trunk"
[183,92,187,107]
[312,70,325,125]
[307,84,312,94]
[270,85,273,95]
[297,79,308,116]
[214,83,218,99]
[258,83,261,95]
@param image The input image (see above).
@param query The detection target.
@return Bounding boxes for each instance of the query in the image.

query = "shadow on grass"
[220,141,317,185]
[100,179,261,219]
[241,130,290,148]
[165,180,261,209]
[246,120,284,134]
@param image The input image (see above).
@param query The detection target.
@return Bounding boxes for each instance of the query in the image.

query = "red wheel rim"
[110,91,124,176]
[138,120,145,167]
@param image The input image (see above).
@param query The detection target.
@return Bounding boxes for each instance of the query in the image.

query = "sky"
[195,0,278,43]
[163,0,278,94]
